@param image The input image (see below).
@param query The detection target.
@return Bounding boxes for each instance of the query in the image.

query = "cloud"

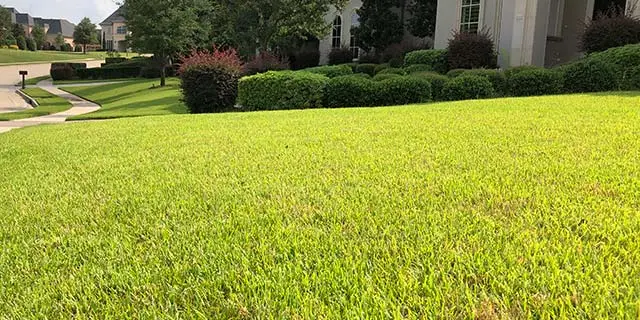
[3,0,119,25]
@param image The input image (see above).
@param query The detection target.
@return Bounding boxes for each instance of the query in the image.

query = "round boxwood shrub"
[622,65,640,90]
[459,69,506,96]
[323,76,378,108]
[561,59,619,93]
[374,64,390,74]
[238,71,329,111]
[409,72,449,101]
[50,65,75,81]
[503,65,542,79]
[405,64,433,74]
[304,65,353,78]
[446,69,468,78]
[506,68,563,96]
[378,77,432,106]
[377,68,406,76]
[442,75,494,101]
[179,47,243,113]
[328,47,354,65]
[586,44,640,84]
[404,49,448,74]
[355,63,378,76]
[373,73,402,82]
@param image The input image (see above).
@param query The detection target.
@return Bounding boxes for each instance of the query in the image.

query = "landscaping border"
[15,89,39,107]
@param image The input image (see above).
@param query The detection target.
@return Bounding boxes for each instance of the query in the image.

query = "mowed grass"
[62,78,187,120]
[0,49,106,64]
[1,93,640,318]
[22,75,51,86]
[0,88,71,121]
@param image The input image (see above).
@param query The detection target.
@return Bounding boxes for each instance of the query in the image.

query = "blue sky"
[3,0,119,26]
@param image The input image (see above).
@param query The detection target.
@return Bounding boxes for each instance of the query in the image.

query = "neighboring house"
[434,0,640,67]
[7,7,75,49]
[100,6,129,52]
[33,18,76,48]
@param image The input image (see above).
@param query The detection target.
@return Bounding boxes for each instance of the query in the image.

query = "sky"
[2,0,119,26]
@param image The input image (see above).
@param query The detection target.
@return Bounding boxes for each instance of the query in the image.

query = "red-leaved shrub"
[179,46,243,113]
[447,30,498,70]
[581,8,640,54]
[243,52,290,76]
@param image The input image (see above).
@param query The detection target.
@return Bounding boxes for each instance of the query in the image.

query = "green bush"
[50,65,75,81]
[16,36,26,50]
[622,65,640,90]
[26,37,36,51]
[304,65,353,78]
[446,69,468,78]
[140,66,162,78]
[404,49,448,74]
[459,69,506,95]
[323,76,378,108]
[77,67,141,80]
[105,57,128,65]
[506,68,563,96]
[335,73,372,80]
[328,47,354,65]
[374,64,389,74]
[373,73,402,82]
[409,72,449,101]
[238,71,329,111]
[405,64,433,74]
[503,65,541,79]
[586,44,640,83]
[442,75,494,101]
[355,63,378,76]
[562,59,619,93]
[378,77,432,106]
[377,68,406,75]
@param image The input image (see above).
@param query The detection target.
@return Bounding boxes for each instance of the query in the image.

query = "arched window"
[332,16,342,49]
[350,11,360,59]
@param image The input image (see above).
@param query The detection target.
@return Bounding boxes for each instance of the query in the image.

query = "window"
[350,11,360,59]
[547,0,565,38]
[116,25,127,34]
[460,0,481,33]
[332,16,342,49]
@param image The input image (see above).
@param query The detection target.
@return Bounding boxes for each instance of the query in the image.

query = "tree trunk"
[160,58,167,87]
[83,43,87,54]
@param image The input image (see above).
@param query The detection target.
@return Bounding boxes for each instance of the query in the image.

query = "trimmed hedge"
[503,65,542,79]
[238,71,329,111]
[622,65,640,90]
[50,62,87,81]
[323,76,378,108]
[506,68,563,96]
[459,69,506,95]
[373,73,402,82]
[404,49,448,74]
[377,68,406,75]
[405,64,433,74]
[77,67,141,80]
[409,72,449,101]
[181,65,240,113]
[355,64,378,76]
[105,57,128,65]
[586,44,640,84]
[304,65,353,78]
[374,64,390,74]
[562,59,619,93]
[442,75,494,101]
[446,69,468,78]
[377,77,432,106]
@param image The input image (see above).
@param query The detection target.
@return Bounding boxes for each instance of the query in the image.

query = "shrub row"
[238,71,329,111]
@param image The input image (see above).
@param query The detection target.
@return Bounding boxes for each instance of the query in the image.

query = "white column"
[507,0,550,67]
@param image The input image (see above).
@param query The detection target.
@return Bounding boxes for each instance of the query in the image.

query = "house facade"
[7,7,75,48]
[100,6,129,52]
[434,0,640,67]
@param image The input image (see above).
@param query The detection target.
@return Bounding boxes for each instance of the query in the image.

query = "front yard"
[0,93,638,318]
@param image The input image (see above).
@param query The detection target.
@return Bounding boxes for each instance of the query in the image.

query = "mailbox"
[19,70,28,76]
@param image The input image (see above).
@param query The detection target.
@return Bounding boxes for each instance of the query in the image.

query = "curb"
[15,89,39,108]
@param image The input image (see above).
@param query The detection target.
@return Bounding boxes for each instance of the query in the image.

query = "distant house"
[100,6,129,52]
[7,7,75,49]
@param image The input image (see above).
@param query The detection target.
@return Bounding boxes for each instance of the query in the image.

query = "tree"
[0,6,11,42]
[11,23,25,39]
[16,35,26,50]
[125,0,213,86]
[211,0,347,56]
[407,0,437,38]
[31,24,46,49]
[73,17,97,54]
[352,0,404,53]
[55,33,65,48]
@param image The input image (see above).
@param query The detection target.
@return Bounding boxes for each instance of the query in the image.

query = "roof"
[16,13,34,26]
[33,18,76,38]
[100,6,126,25]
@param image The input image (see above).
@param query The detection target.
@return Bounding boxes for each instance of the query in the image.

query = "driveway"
[0,60,103,113]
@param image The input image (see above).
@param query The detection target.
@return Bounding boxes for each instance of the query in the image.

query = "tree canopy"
[73,17,98,53]
[31,24,46,49]
[407,0,438,38]
[352,0,404,53]
[0,6,11,42]
[55,33,65,48]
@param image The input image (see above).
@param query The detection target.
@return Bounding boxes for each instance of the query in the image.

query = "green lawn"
[22,75,51,86]
[53,78,139,85]
[1,93,639,318]
[0,49,106,64]
[0,88,71,121]
[62,78,187,120]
